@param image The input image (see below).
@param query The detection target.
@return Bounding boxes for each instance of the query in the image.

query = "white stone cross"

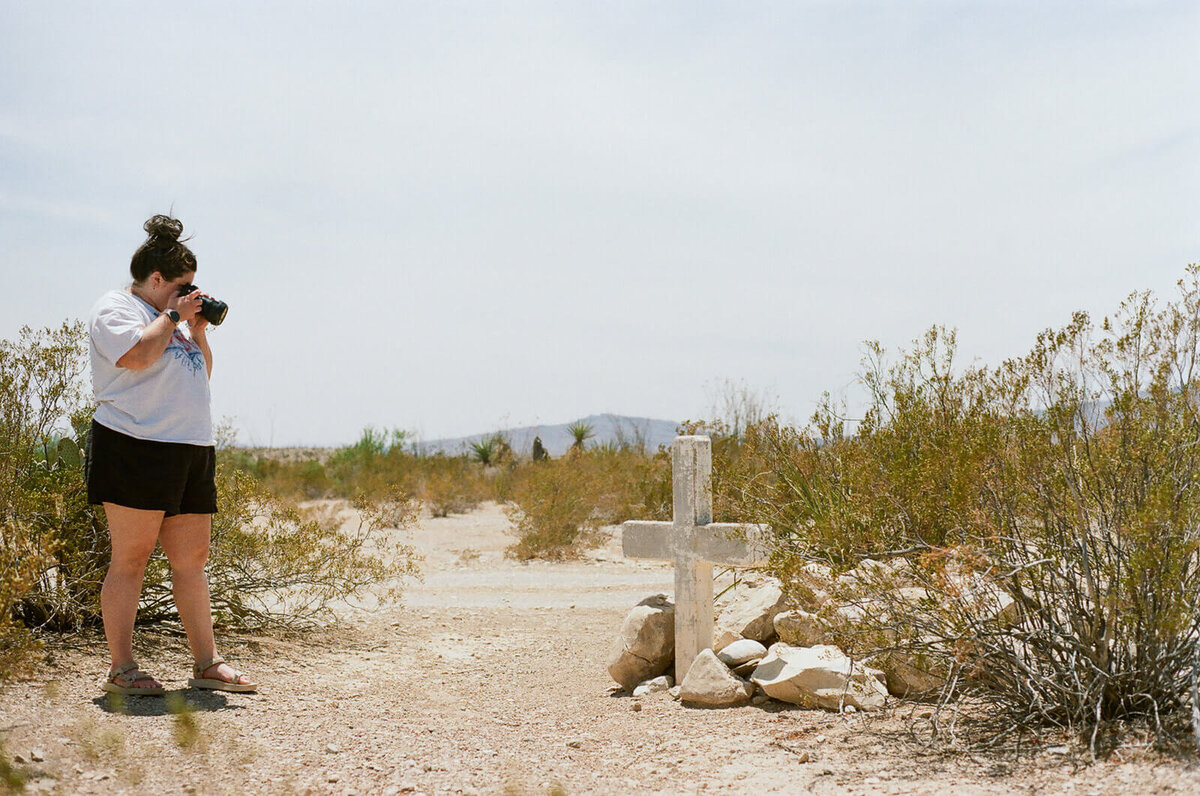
[622,435,770,681]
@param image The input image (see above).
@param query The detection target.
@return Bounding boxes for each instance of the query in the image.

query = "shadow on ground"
[92,690,248,716]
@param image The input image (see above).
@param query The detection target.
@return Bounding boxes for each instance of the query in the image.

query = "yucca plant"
[469,433,504,466]
[566,421,595,453]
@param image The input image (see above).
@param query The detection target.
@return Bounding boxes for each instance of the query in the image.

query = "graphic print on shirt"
[166,330,206,375]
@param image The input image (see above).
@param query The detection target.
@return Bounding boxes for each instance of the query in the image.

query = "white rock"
[668,685,682,700]
[751,643,888,712]
[774,609,829,646]
[717,639,768,667]
[680,649,753,708]
[632,675,675,697]
[607,594,675,689]
[716,583,791,642]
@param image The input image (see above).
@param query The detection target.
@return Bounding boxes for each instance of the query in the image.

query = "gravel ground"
[3,502,1200,794]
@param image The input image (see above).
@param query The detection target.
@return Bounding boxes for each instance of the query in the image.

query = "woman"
[86,214,255,695]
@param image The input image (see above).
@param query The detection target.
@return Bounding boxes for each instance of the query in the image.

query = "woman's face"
[138,271,195,311]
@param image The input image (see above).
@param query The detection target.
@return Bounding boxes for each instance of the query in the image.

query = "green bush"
[725,267,1200,751]
[0,322,92,675]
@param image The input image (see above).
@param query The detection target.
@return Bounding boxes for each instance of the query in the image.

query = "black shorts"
[85,420,218,516]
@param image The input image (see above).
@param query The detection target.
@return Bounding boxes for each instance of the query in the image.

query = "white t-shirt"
[89,288,214,446]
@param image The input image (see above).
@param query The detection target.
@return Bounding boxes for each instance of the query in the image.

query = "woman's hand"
[189,313,210,335]
[187,289,213,335]
[167,289,204,322]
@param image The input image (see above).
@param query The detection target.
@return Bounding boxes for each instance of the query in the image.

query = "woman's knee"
[166,545,210,575]
[108,545,156,574]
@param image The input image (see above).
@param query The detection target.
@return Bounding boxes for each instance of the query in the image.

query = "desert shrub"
[0,322,93,674]
[326,426,416,498]
[726,267,1200,751]
[139,471,421,629]
[222,430,495,519]
[228,451,334,500]
[419,454,488,517]
[504,444,670,559]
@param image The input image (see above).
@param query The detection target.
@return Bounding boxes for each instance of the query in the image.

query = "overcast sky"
[2,2,1197,446]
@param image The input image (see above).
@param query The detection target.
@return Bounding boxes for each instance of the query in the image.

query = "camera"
[177,284,229,326]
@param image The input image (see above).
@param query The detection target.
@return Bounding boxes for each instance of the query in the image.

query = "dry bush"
[226,450,333,500]
[223,428,496,520]
[324,426,417,499]
[504,445,670,560]
[0,322,92,673]
[419,455,488,517]
[723,267,1200,752]
[140,471,421,629]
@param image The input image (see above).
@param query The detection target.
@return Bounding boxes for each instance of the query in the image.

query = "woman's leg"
[159,513,250,685]
[101,503,165,687]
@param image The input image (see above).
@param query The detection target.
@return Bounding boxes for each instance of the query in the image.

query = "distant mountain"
[415,414,681,458]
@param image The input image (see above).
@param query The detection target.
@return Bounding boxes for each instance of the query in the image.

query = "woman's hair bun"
[143,214,184,243]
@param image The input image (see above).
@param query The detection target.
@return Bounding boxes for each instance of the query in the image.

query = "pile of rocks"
[607,563,953,711]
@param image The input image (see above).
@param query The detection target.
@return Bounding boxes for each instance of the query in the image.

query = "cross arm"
[696,523,771,567]
[621,521,674,561]
[622,520,772,567]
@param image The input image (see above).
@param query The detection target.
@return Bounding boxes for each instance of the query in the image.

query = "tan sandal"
[188,655,257,693]
[101,662,166,696]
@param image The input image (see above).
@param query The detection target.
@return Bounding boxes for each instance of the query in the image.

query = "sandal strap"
[110,661,138,678]
[194,655,226,678]
[108,663,157,686]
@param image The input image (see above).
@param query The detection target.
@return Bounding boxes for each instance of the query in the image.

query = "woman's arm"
[115,292,203,371]
[190,319,213,379]
[115,312,180,370]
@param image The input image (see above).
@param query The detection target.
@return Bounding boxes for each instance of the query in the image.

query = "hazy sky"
[2,2,1197,446]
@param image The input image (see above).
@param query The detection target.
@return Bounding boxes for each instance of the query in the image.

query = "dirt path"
[3,503,1199,794]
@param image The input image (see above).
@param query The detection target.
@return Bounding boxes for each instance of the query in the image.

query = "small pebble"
[30,749,45,762]
[630,702,642,712]
[12,754,26,764]
[843,705,857,714]
[566,740,583,749]
[325,743,340,754]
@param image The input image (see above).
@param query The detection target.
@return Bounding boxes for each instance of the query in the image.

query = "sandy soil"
[3,502,1200,795]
